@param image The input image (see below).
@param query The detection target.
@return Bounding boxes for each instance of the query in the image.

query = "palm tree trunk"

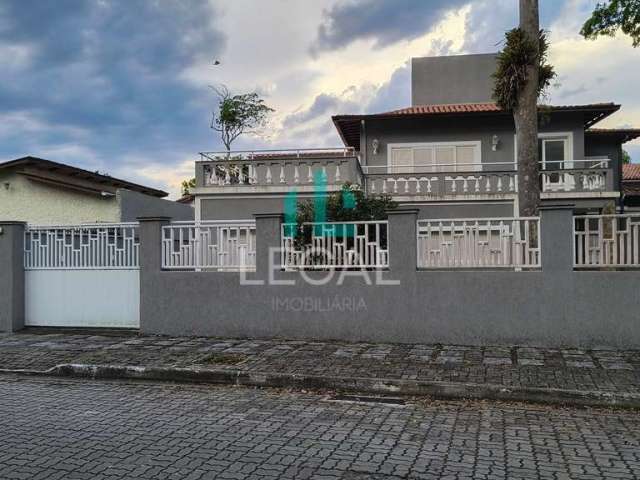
[515,0,540,216]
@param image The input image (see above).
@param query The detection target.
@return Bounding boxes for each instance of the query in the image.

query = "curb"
[8,363,631,409]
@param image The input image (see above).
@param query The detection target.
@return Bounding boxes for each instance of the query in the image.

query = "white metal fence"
[162,221,256,270]
[24,223,140,270]
[281,221,389,269]
[574,214,640,268]
[417,218,541,269]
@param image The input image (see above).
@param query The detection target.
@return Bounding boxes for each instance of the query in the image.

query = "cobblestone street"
[1,376,639,479]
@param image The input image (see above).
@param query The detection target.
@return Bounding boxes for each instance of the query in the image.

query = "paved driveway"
[0,377,639,479]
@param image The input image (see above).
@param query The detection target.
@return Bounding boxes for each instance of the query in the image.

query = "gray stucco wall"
[118,189,193,222]
[412,54,498,105]
[200,193,327,221]
[584,135,623,193]
[361,113,586,170]
[138,209,640,348]
[200,196,514,221]
[404,201,514,219]
[0,222,25,333]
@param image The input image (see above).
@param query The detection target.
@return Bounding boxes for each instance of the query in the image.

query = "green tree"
[181,177,196,196]
[622,149,632,164]
[295,183,396,224]
[492,0,555,216]
[581,0,640,46]
[210,85,274,152]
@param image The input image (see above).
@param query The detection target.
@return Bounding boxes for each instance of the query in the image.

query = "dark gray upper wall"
[411,53,498,106]
[362,112,587,168]
[117,189,194,222]
[584,135,623,192]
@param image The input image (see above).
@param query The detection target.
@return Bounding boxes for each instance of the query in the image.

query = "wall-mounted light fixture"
[491,135,500,151]
[372,138,379,155]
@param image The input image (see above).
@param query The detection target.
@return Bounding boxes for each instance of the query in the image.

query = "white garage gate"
[24,223,140,329]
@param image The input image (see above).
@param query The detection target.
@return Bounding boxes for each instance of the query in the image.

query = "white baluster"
[450,177,457,193]
[279,164,286,184]
[224,168,231,185]
[392,179,398,194]
[463,177,469,193]
[508,176,515,192]
[307,165,313,183]
[415,178,422,194]
[496,176,502,192]
[370,180,376,194]
[382,180,388,194]
[475,177,480,193]
[485,177,491,192]
[294,165,300,184]
[265,165,272,184]
[335,164,341,182]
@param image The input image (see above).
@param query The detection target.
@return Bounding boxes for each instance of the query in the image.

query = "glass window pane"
[544,140,565,171]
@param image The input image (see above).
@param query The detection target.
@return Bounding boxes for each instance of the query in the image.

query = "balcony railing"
[540,159,613,193]
[197,148,361,189]
[362,159,614,197]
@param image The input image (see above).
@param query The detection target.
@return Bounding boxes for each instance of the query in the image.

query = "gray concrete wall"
[200,193,327,221]
[412,54,498,105]
[200,196,515,221]
[0,222,25,333]
[362,113,586,170]
[118,189,193,222]
[138,209,640,348]
[404,201,514,219]
[585,135,623,194]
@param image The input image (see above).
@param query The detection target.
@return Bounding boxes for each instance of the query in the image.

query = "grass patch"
[198,352,247,365]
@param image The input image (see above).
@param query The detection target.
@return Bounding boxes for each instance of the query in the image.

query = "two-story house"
[191,53,639,222]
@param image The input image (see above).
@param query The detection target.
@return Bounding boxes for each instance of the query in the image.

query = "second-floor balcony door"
[539,135,573,191]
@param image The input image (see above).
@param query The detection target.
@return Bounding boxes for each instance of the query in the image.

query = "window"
[388,142,481,174]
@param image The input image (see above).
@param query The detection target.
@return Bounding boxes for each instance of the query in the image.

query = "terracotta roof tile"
[623,163,640,180]
[384,102,501,115]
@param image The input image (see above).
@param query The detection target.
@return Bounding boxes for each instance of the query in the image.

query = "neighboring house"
[188,53,639,221]
[0,156,193,224]
[622,163,640,210]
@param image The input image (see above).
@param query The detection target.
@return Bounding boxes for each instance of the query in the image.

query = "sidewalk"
[1,331,639,407]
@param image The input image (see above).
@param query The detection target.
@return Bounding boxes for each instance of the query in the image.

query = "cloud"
[311,0,469,54]
[461,0,569,53]
[0,0,226,195]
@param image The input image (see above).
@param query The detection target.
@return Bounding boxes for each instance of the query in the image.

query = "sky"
[0,0,639,198]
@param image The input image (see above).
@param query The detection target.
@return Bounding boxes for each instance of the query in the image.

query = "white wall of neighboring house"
[0,172,120,225]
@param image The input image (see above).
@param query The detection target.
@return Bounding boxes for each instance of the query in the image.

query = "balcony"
[361,159,616,200]
[193,151,617,202]
[195,148,362,194]
[540,158,615,198]
[362,162,517,200]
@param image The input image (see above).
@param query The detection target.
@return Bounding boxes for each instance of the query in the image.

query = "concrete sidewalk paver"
[1,332,640,403]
